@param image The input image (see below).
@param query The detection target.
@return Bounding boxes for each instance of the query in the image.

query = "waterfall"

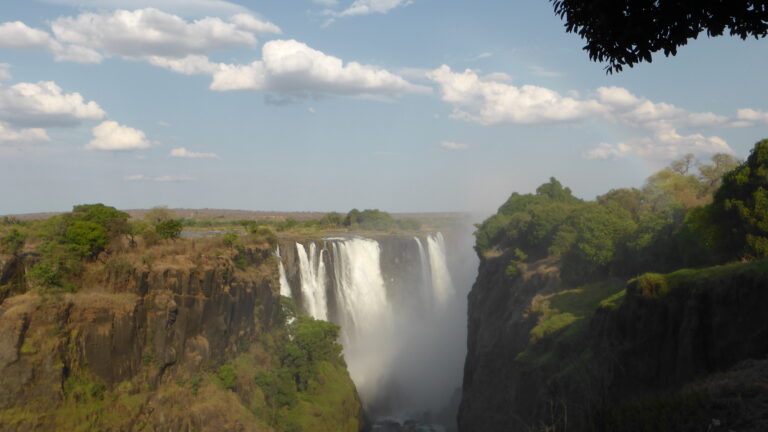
[426,232,454,305]
[275,245,292,298]
[280,231,474,424]
[414,237,433,306]
[331,238,390,340]
[295,242,328,321]
[330,238,392,401]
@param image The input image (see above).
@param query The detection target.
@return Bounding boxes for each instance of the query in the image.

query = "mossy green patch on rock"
[527,280,625,344]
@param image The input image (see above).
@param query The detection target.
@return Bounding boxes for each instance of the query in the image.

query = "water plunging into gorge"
[276,231,476,428]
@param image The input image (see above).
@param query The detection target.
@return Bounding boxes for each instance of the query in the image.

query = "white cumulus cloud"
[338,0,413,17]
[211,39,427,97]
[439,141,469,150]
[124,174,194,182]
[588,87,735,160]
[0,21,102,63]
[146,55,220,75]
[0,21,54,50]
[586,131,732,161]
[230,14,282,34]
[86,120,153,151]
[0,81,106,127]
[170,147,219,159]
[37,0,250,16]
[50,9,261,58]
[0,122,50,145]
[596,86,731,130]
[427,66,746,161]
[737,108,768,124]
[0,64,10,81]
[427,65,602,125]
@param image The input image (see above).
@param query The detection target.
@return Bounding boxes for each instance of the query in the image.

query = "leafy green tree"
[320,212,344,228]
[698,153,740,198]
[535,177,580,203]
[127,220,150,247]
[0,227,26,256]
[597,188,647,220]
[144,206,174,225]
[276,218,298,232]
[550,0,768,73]
[65,221,109,258]
[711,139,768,258]
[155,219,183,240]
[343,209,361,227]
[643,166,705,209]
[70,204,130,238]
[397,218,422,231]
[217,364,237,390]
[560,204,636,284]
[222,232,238,248]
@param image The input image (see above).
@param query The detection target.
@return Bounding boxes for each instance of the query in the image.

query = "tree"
[0,228,26,256]
[155,219,183,240]
[536,177,579,203]
[65,221,109,258]
[551,0,768,73]
[71,204,130,238]
[711,139,768,258]
[320,212,344,228]
[144,206,174,225]
[698,153,740,197]
[343,209,361,226]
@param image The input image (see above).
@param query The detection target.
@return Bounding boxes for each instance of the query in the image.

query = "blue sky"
[1,0,767,214]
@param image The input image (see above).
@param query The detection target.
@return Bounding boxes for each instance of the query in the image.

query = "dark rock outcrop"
[459,257,768,431]
[0,247,283,431]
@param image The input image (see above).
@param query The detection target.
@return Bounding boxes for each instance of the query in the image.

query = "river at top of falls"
[277,232,472,430]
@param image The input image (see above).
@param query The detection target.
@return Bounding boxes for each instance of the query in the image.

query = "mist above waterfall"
[277,227,478,426]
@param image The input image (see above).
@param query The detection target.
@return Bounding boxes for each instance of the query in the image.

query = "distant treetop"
[550,0,768,73]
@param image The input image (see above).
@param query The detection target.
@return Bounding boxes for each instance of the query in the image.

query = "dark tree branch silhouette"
[550,0,768,73]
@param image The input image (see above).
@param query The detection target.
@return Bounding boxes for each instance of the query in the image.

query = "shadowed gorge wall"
[459,253,768,432]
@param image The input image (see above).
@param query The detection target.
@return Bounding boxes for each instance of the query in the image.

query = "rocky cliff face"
[0,243,363,432]
[459,255,768,431]
[458,252,562,431]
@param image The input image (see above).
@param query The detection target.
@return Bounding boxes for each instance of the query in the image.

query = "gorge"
[276,231,477,429]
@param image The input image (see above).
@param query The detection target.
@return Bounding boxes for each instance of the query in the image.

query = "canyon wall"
[0,243,362,432]
[459,251,768,432]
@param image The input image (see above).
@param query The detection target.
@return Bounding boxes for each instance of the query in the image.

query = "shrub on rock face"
[0,227,26,256]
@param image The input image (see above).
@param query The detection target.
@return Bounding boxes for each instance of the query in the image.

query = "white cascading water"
[414,237,434,307]
[275,245,292,298]
[426,232,454,306]
[295,242,328,321]
[285,231,471,425]
[330,238,393,403]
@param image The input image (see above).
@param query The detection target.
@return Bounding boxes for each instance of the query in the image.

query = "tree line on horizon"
[475,138,768,285]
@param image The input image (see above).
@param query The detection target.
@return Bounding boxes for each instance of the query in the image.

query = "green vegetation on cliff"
[253,302,361,432]
[0,214,362,432]
[474,148,744,284]
[463,139,768,431]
